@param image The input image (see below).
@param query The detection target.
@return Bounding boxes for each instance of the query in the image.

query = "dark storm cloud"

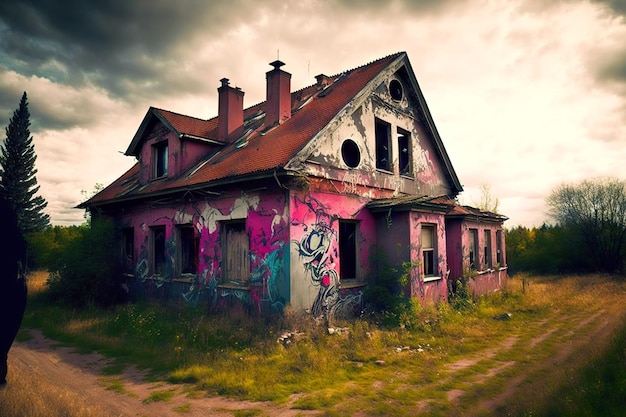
[0,0,256,99]
[589,0,626,86]
[593,0,626,14]
[597,49,626,85]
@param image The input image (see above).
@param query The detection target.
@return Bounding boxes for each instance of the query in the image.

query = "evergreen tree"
[0,92,50,234]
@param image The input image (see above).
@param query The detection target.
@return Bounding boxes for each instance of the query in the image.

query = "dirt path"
[9,329,317,417]
[6,304,625,416]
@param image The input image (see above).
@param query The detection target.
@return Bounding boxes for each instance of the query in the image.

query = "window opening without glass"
[341,139,361,168]
[339,221,357,280]
[121,228,134,274]
[178,225,198,275]
[151,226,166,276]
[469,228,479,270]
[397,127,412,176]
[375,118,391,171]
[484,230,492,269]
[389,79,404,101]
[153,141,168,178]
[496,230,503,266]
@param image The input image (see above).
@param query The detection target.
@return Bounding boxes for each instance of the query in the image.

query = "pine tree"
[0,92,50,234]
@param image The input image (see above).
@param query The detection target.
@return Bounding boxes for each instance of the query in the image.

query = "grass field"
[2,271,625,416]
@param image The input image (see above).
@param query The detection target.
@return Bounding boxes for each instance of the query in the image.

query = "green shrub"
[46,218,126,307]
[448,270,475,311]
[365,253,423,328]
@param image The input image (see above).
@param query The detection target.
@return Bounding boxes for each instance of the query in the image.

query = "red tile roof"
[367,195,507,222]
[85,53,406,206]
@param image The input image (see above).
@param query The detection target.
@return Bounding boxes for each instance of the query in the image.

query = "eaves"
[82,168,295,209]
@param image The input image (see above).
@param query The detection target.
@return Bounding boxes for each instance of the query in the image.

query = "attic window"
[153,141,168,178]
[375,118,391,171]
[341,139,361,168]
[389,79,403,101]
[398,128,412,176]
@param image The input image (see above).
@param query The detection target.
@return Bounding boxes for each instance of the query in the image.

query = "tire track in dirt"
[10,329,319,417]
[468,309,613,416]
[414,309,611,415]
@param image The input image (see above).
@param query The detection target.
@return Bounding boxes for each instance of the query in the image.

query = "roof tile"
[86,53,404,206]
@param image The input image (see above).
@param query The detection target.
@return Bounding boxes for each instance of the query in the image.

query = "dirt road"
[4,292,625,416]
[8,329,315,417]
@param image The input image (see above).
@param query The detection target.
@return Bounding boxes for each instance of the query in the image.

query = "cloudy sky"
[1,0,625,227]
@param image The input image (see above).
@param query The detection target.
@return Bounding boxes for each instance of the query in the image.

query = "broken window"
[421,224,436,277]
[389,79,404,101]
[153,141,168,178]
[496,229,504,266]
[339,220,358,280]
[177,225,198,276]
[121,227,134,274]
[484,229,492,269]
[397,127,412,176]
[469,228,479,270]
[222,221,250,286]
[151,225,167,277]
[375,118,391,171]
[341,139,361,168]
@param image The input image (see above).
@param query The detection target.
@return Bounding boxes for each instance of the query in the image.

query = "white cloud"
[2,0,626,228]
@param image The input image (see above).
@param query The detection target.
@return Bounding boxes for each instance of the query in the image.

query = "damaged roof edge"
[77,168,297,209]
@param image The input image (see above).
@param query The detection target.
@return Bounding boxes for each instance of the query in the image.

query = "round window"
[389,79,403,101]
[341,139,361,168]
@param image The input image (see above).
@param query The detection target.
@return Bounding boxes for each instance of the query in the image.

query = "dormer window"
[153,141,168,178]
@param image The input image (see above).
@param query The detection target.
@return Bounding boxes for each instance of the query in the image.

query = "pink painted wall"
[115,190,290,313]
[445,218,464,282]
[447,219,507,296]
[138,127,216,183]
[409,211,448,304]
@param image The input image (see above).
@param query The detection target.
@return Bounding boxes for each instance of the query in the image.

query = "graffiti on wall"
[190,193,288,313]
[292,194,362,320]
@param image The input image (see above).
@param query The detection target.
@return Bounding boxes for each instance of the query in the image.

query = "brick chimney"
[218,78,244,142]
[265,60,291,126]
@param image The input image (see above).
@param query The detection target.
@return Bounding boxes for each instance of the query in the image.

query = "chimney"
[217,78,244,142]
[265,60,291,126]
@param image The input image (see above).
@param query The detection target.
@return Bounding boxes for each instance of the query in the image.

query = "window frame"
[468,228,479,271]
[176,224,199,278]
[339,220,359,281]
[375,118,392,172]
[496,229,504,267]
[421,224,440,281]
[150,225,167,278]
[484,229,493,270]
[121,227,134,275]
[397,127,412,177]
[153,141,168,179]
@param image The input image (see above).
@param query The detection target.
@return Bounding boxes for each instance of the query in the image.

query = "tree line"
[508,178,626,276]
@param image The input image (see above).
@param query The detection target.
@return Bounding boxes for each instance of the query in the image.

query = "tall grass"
[15,271,626,416]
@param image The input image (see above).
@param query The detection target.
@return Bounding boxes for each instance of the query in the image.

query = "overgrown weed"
[17,271,626,415]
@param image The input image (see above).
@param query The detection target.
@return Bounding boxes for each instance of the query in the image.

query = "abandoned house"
[80,52,508,318]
